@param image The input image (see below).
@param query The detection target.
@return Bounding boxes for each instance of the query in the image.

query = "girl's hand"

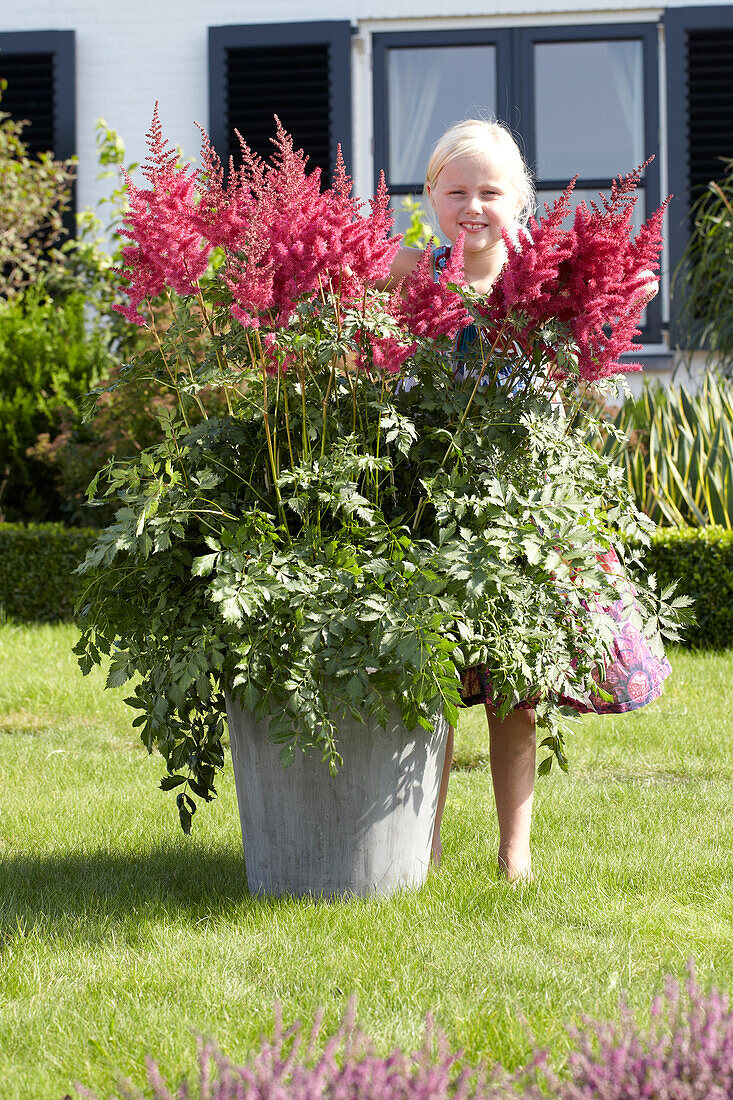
[634,268,659,305]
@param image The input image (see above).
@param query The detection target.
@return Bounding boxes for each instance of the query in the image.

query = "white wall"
[1,0,731,217]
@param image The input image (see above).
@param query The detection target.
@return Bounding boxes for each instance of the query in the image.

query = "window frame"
[208,20,353,177]
[518,22,661,341]
[372,28,514,199]
[372,22,662,343]
[0,29,76,162]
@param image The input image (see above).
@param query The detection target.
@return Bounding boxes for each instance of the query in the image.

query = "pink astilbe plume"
[114,111,402,344]
[398,236,472,340]
[201,120,401,330]
[490,161,668,381]
[493,185,576,324]
[114,104,214,325]
[566,164,669,379]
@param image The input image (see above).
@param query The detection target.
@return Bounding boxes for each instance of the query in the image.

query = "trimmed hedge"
[643,526,733,650]
[0,523,99,623]
[1,522,732,648]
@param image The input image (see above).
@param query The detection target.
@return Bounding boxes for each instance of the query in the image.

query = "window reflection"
[387,46,497,185]
[534,40,644,180]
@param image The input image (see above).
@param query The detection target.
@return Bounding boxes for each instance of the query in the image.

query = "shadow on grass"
[0,842,277,937]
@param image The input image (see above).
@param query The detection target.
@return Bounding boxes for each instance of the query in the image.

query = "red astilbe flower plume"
[487,162,669,381]
[397,236,472,340]
[197,119,401,332]
[566,162,669,379]
[491,185,576,325]
[114,105,214,325]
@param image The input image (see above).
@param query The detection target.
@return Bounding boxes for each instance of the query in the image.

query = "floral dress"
[433,245,671,714]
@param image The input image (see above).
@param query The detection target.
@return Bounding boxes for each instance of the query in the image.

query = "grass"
[1,623,733,1098]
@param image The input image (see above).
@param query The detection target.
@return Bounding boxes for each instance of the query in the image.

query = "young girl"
[387,119,668,882]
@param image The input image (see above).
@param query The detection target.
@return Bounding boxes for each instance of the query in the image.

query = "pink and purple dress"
[432,245,671,714]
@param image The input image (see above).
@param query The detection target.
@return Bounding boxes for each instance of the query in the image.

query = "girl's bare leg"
[486,703,536,880]
[430,724,454,868]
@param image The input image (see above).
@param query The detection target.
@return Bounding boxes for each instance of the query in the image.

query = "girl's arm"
[373,245,426,291]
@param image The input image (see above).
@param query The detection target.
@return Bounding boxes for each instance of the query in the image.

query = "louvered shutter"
[0,51,56,157]
[225,44,331,178]
[209,22,352,185]
[686,29,733,195]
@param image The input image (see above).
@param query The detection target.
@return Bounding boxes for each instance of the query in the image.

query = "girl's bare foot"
[498,849,533,882]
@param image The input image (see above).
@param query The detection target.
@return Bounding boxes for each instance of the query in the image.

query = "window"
[373,25,661,341]
[373,30,512,233]
[209,21,352,183]
[0,30,75,162]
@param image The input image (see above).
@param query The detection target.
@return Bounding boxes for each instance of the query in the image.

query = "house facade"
[1,0,733,378]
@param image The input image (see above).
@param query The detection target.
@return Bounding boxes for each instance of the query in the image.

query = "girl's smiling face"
[427,150,522,258]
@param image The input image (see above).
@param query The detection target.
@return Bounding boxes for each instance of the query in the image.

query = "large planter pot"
[226,694,450,898]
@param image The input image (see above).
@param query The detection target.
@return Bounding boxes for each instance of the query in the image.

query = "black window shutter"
[225,43,332,178]
[686,28,733,195]
[0,51,56,157]
[209,22,352,186]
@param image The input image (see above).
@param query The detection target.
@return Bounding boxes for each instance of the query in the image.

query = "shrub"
[0,82,74,296]
[74,1003,515,1100]
[0,284,118,523]
[644,526,733,648]
[530,965,733,1100]
[0,524,98,622]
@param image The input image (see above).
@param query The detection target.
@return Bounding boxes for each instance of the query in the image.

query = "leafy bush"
[0,524,98,621]
[594,373,733,527]
[74,967,733,1099]
[0,82,74,296]
[0,284,117,522]
[672,158,733,373]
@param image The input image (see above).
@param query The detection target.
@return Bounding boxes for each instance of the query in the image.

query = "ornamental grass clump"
[75,108,685,832]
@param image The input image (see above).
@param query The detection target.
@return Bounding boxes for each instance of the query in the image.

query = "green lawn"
[1,623,732,1099]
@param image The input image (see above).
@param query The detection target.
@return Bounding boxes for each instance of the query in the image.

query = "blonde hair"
[424,118,535,229]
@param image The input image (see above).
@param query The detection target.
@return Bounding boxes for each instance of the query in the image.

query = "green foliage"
[594,373,733,527]
[672,159,733,372]
[399,195,434,249]
[73,286,683,831]
[644,526,733,649]
[0,523,99,621]
[0,81,75,296]
[0,283,118,522]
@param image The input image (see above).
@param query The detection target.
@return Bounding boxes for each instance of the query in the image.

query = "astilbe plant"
[74,108,683,832]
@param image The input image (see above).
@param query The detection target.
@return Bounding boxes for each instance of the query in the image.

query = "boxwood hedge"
[0,523,99,623]
[0,522,732,648]
[643,526,733,650]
